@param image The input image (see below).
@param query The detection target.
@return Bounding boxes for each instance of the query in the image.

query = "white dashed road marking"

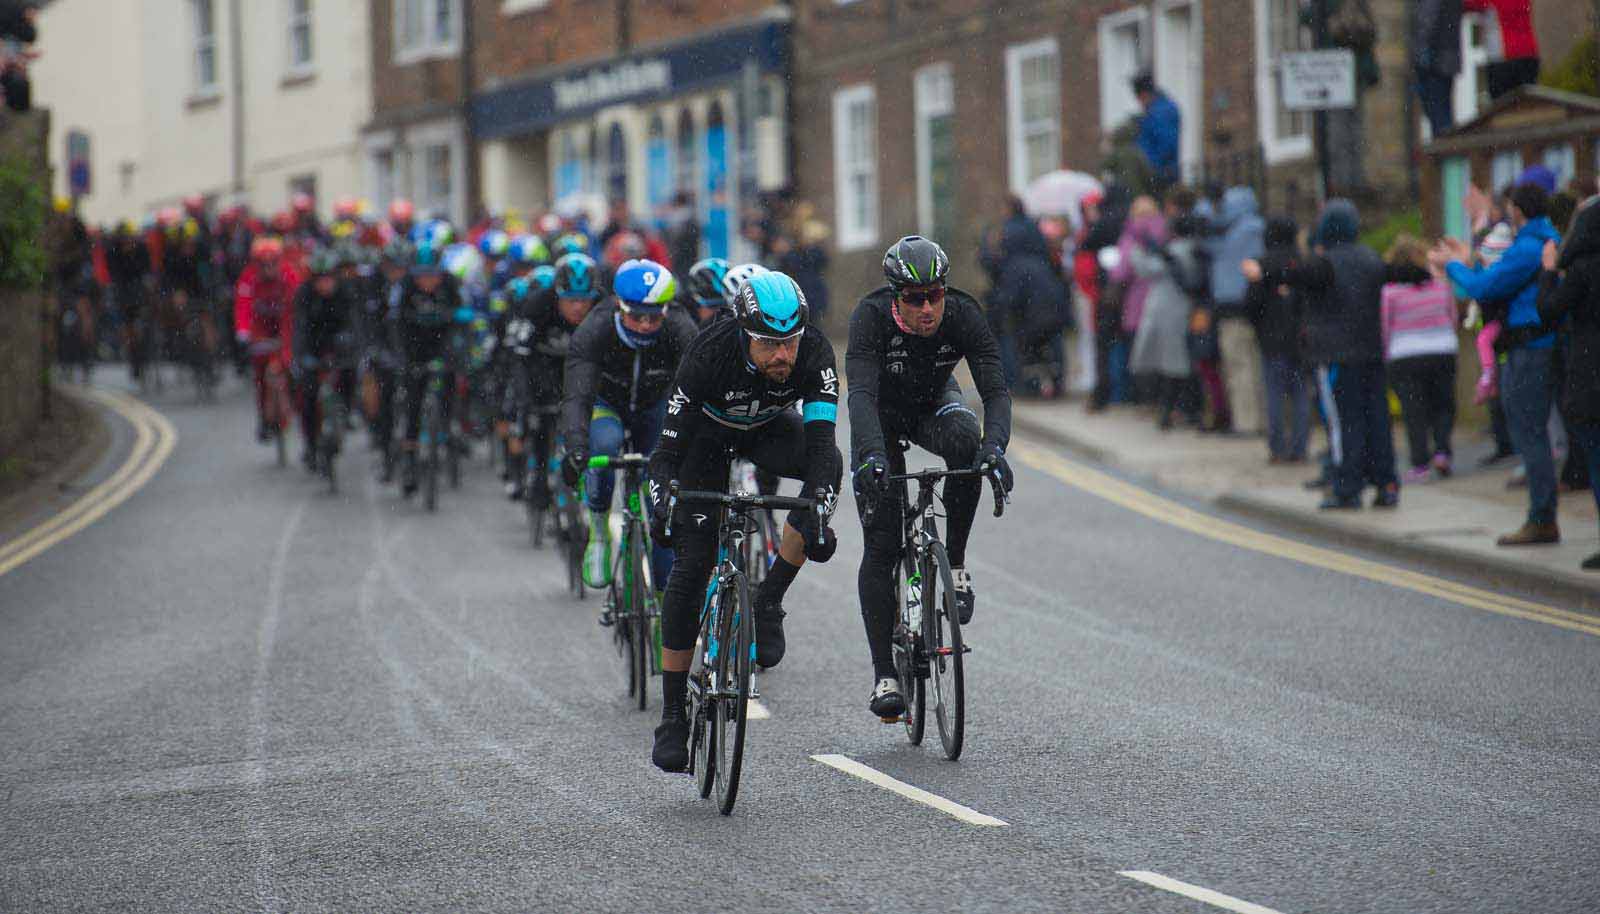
[810,754,1007,827]
[1119,871,1288,914]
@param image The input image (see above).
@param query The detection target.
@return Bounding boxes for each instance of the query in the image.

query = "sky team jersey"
[662,317,838,437]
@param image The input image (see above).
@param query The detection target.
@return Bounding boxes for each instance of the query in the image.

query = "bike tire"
[630,528,650,712]
[274,426,287,468]
[714,571,753,815]
[926,541,965,760]
[423,397,441,512]
[447,435,461,490]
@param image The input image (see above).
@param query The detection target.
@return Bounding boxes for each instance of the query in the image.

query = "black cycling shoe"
[753,602,786,669]
[255,418,270,443]
[652,706,690,772]
[869,677,906,719]
[951,567,975,625]
[401,454,419,497]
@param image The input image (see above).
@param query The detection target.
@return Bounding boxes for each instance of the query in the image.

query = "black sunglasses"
[898,286,946,307]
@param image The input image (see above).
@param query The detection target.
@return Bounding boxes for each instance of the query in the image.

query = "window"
[372,149,397,209]
[1006,38,1060,193]
[1254,0,1312,162]
[832,84,878,251]
[502,0,550,13]
[423,143,453,216]
[394,0,459,62]
[606,123,628,203]
[1451,12,1494,129]
[1098,10,1148,133]
[287,0,313,74]
[915,63,957,242]
[1543,145,1575,189]
[676,108,697,196]
[191,0,218,94]
[1491,149,1522,193]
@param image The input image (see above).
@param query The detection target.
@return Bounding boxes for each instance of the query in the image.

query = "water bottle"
[905,573,923,629]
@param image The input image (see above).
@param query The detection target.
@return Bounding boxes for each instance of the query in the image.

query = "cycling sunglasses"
[898,286,946,307]
[746,328,803,344]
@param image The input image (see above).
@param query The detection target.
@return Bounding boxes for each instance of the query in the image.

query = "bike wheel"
[630,530,650,711]
[447,434,461,490]
[713,571,753,815]
[925,541,965,760]
[892,574,927,745]
[423,397,441,512]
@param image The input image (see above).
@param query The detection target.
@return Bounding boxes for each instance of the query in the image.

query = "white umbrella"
[1022,170,1103,225]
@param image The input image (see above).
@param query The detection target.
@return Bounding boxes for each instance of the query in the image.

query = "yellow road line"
[1009,439,1600,638]
[0,388,178,577]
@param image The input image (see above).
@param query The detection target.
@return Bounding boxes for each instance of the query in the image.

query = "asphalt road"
[3,373,1599,913]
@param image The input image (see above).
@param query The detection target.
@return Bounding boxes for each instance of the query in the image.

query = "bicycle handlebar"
[668,483,815,513]
[587,453,649,471]
[885,465,1009,518]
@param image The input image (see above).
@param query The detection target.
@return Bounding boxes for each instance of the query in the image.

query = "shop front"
[472,16,790,261]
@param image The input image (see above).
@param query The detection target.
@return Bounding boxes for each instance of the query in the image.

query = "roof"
[1425,85,1600,156]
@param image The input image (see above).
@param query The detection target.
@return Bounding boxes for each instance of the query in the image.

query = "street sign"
[65,129,91,196]
[1281,49,1356,111]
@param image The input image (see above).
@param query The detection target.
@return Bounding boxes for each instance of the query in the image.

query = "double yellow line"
[0,388,178,578]
[1009,439,1600,638]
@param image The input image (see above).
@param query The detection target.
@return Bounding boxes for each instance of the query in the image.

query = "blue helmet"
[554,253,600,301]
[529,264,557,291]
[611,259,676,316]
[412,238,444,275]
[735,271,808,339]
[478,229,510,259]
[508,233,550,267]
[552,232,589,258]
[686,257,731,307]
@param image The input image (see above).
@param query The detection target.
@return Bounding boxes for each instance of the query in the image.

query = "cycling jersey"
[501,286,578,404]
[561,297,697,447]
[291,281,355,363]
[845,285,1012,461]
[646,316,842,507]
[234,262,302,353]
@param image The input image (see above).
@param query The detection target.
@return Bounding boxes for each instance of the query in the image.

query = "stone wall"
[0,108,52,459]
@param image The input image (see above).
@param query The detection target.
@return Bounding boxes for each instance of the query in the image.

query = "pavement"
[3,370,1600,912]
[1008,395,1600,605]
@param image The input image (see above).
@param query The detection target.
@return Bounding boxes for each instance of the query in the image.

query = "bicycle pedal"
[880,715,908,725]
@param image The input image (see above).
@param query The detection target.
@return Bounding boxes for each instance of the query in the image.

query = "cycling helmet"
[388,198,415,225]
[478,229,510,259]
[182,194,206,217]
[529,264,557,291]
[553,253,601,301]
[508,233,550,267]
[291,192,315,215]
[333,197,360,220]
[612,259,676,315]
[251,237,284,262]
[552,232,589,258]
[883,235,949,291]
[735,271,808,339]
[412,239,444,275]
[156,206,180,228]
[721,262,769,300]
[686,257,731,306]
[308,247,341,276]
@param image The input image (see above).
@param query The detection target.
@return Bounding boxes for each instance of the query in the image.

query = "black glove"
[800,486,838,562]
[647,478,672,546]
[561,448,588,488]
[972,443,1014,493]
[852,453,890,506]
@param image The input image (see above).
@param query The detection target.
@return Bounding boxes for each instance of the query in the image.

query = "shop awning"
[470,18,790,140]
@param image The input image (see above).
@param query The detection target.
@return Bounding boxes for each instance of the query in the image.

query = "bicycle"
[876,462,1007,761]
[310,354,347,494]
[517,403,561,549]
[252,338,292,469]
[174,290,218,403]
[589,451,661,710]
[417,357,453,512]
[729,459,780,588]
[667,482,815,815]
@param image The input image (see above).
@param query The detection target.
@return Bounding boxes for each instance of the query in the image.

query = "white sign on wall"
[1281,49,1356,111]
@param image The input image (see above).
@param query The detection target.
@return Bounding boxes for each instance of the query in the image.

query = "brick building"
[790,0,1592,304]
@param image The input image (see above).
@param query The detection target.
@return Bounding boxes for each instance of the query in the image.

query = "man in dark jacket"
[1244,217,1311,462]
[989,203,1070,397]
[1247,199,1396,508]
[1411,0,1463,135]
[1537,197,1600,570]
[0,0,38,111]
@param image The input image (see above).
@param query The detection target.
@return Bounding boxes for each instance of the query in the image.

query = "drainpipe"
[229,0,246,202]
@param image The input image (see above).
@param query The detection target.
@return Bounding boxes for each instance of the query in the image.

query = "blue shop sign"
[472,19,789,140]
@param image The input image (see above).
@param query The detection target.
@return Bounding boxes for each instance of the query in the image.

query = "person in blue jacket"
[1133,73,1181,190]
[1435,181,1562,546]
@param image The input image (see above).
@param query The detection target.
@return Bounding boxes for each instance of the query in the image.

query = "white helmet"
[721,262,770,300]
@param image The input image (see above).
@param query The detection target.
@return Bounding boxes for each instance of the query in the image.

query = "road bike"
[878,462,1007,761]
[417,358,454,512]
[310,353,347,494]
[253,339,292,469]
[173,290,218,403]
[518,403,561,549]
[729,459,780,588]
[668,482,815,815]
[590,451,660,710]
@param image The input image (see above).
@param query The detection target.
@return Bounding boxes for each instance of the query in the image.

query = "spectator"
[1380,235,1459,482]
[1245,216,1311,463]
[1071,190,1106,395]
[1465,0,1541,98]
[663,191,700,277]
[1127,211,1201,428]
[1082,185,1131,411]
[991,196,1071,398]
[1248,199,1396,509]
[0,0,38,112]
[1411,0,1463,134]
[1112,196,1164,397]
[774,218,831,325]
[1436,181,1562,545]
[1209,186,1266,432]
[1462,183,1518,464]
[1536,196,1600,570]
[1131,73,1180,192]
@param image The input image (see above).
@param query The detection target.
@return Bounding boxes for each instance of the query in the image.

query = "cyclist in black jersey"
[645,270,843,772]
[560,259,697,590]
[683,257,731,327]
[394,240,465,496]
[499,256,595,503]
[362,240,410,481]
[848,235,1015,719]
[291,248,357,470]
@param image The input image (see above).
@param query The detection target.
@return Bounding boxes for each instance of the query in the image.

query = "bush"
[0,153,44,289]
[1540,32,1599,98]
[1360,207,1423,252]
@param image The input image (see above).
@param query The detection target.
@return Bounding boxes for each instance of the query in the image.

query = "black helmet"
[882,235,949,291]
[686,257,731,307]
[554,252,602,301]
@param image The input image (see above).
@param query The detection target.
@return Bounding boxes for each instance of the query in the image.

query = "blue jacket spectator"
[1446,214,1559,350]
[1133,73,1181,185]
[1207,186,1265,313]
